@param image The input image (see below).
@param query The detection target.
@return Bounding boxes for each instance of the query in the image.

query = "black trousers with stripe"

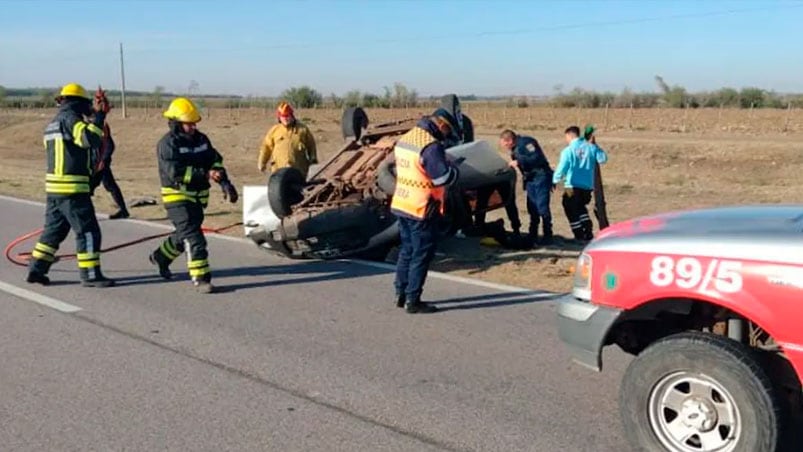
[30,194,102,279]
[561,188,593,240]
[154,202,210,282]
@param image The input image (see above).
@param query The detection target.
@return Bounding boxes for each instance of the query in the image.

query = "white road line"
[0,280,82,313]
[0,195,546,294]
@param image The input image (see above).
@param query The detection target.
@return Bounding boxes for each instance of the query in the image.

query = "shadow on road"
[103,261,390,290]
[432,290,563,312]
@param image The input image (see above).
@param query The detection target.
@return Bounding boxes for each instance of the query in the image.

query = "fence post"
[628,102,634,130]
[784,102,792,132]
[604,103,609,131]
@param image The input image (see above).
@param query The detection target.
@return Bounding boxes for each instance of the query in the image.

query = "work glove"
[221,180,238,204]
[208,169,224,183]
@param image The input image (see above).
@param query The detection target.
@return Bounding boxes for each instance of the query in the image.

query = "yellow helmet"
[58,83,90,100]
[163,97,202,123]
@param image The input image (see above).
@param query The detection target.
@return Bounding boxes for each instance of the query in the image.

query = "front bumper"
[556,293,623,372]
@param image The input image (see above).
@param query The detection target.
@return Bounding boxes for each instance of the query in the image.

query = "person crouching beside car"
[390,109,460,314]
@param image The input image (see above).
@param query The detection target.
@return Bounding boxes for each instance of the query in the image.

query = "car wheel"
[620,331,781,452]
[268,167,306,218]
[377,159,396,195]
[341,107,369,141]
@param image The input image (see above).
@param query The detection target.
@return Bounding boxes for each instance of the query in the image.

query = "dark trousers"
[394,215,438,301]
[153,202,210,281]
[100,167,127,212]
[561,188,593,240]
[525,178,552,237]
[474,182,521,232]
[29,194,103,280]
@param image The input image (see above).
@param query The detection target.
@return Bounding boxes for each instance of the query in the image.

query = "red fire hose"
[5,221,244,267]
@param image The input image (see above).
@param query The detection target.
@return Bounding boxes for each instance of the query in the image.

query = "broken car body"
[243,95,517,260]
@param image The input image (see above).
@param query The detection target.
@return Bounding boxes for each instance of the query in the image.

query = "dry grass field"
[1,105,802,292]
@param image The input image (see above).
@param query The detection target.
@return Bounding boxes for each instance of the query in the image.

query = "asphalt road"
[0,195,632,452]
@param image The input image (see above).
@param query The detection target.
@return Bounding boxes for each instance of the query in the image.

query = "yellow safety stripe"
[183,167,194,184]
[211,162,224,169]
[46,174,90,182]
[188,259,208,269]
[45,182,90,194]
[31,250,55,262]
[161,187,210,204]
[72,122,103,148]
[77,252,100,268]
[55,138,65,176]
[159,241,181,259]
[188,259,210,277]
[34,242,57,254]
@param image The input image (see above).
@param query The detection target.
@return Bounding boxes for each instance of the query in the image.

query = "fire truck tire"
[620,331,780,452]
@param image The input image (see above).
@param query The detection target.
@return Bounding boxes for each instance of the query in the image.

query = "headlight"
[571,253,592,300]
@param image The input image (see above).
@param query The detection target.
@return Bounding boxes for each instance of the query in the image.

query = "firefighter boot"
[26,253,53,285]
[404,295,438,314]
[109,209,130,220]
[192,274,215,294]
[149,250,173,280]
[26,270,51,286]
[81,268,116,288]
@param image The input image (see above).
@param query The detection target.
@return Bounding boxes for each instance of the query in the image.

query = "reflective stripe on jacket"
[157,123,225,208]
[390,126,445,220]
[43,103,103,195]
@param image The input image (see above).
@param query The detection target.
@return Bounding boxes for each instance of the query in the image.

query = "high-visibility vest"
[390,126,445,220]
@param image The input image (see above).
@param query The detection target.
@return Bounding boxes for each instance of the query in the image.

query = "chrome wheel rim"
[648,371,741,452]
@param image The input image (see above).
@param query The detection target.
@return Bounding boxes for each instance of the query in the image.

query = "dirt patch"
[1,107,802,293]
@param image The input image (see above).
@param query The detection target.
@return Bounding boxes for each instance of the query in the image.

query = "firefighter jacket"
[390,119,458,221]
[157,121,226,208]
[258,121,318,177]
[43,100,104,195]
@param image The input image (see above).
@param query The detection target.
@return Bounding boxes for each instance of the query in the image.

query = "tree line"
[2,76,802,109]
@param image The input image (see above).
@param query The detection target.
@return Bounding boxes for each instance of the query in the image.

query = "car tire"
[341,107,369,141]
[268,167,306,218]
[377,159,396,195]
[620,331,781,452]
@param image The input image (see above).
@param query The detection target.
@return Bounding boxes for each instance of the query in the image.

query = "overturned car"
[243,95,517,261]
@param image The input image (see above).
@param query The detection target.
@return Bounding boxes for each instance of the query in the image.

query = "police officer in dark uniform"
[149,97,238,294]
[26,83,115,287]
[499,129,554,245]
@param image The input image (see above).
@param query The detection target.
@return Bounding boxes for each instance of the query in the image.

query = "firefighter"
[391,109,460,314]
[500,129,554,245]
[96,121,130,219]
[149,97,239,294]
[26,83,114,287]
[257,101,318,179]
[552,126,608,241]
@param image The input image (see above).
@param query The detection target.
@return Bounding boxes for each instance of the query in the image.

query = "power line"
[119,2,803,54]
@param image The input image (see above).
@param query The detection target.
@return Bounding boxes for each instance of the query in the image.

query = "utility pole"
[119,42,127,118]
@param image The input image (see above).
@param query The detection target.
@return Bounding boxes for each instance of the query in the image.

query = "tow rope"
[4,221,244,267]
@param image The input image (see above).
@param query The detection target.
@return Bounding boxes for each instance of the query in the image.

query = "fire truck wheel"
[620,331,781,452]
